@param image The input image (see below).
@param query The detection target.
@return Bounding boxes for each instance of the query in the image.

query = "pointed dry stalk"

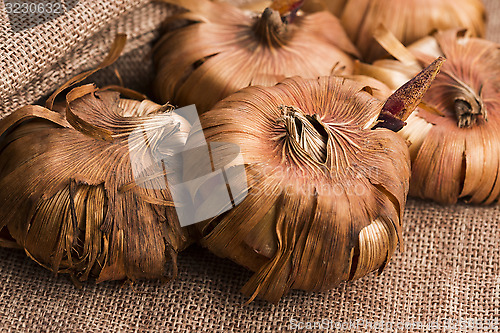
[306,0,485,62]
[184,60,441,303]
[153,0,359,113]
[302,0,347,17]
[356,29,500,205]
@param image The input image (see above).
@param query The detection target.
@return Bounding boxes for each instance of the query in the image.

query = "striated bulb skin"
[153,0,359,113]
[332,0,486,62]
[184,76,411,303]
[0,85,192,283]
[357,30,500,205]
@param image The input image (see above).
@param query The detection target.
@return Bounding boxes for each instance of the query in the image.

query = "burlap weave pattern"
[0,0,173,115]
[0,0,499,332]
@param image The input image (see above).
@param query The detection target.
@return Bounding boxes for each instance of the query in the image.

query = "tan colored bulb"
[184,59,442,303]
[311,0,485,62]
[0,85,193,283]
[356,29,500,204]
[154,0,359,113]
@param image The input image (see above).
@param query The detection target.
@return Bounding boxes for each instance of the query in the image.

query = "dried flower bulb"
[317,0,485,62]
[355,29,500,204]
[154,0,359,113]
[184,60,442,302]
[0,83,195,283]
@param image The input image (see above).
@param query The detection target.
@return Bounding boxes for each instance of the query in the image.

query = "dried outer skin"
[0,85,191,282]
[185,76,411,303]
[154,0,359,113]
[357,30,500,204]
[336,0,485,62]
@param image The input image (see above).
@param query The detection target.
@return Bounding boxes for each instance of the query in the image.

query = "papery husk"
[153,0,359,113]
[356,29,500,205]
[0,37,192,283]
[183,64,442,302]
[320,0,485,62]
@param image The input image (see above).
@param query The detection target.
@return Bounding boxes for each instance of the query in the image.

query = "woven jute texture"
[0,0,499,332]
[0,0,174,116]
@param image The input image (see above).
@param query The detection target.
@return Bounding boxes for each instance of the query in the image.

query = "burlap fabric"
[0,1,499,332]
